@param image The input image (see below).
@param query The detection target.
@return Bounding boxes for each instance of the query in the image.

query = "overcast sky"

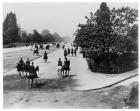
[3,2,138,37]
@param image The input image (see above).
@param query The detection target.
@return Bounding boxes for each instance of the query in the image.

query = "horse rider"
[71,48,74,56]
[19,57,24,64]
[26,58,30,65]
[58,58,62,66]
[29,62,35,75]
[64,57,70,75]
[17,57,24,76]
[24,62,30,77]
[64,49,67,57]
[43,51,48,62]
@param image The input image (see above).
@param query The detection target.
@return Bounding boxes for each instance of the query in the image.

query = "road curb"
[74,74,138,91]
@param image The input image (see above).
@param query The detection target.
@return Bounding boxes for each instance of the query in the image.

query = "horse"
[57,65,70,77]
[57,66,62,77]
[27,66,39,88]
[24,63,30,77]
[16,63,25,77]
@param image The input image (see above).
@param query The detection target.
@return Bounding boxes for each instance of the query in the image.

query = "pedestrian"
[74,48,77,56]
[68,48,70,55]
[71,48,73,56]
[43,51,48,62]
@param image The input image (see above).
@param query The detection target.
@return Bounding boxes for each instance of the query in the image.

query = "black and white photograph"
[2,0,139,109]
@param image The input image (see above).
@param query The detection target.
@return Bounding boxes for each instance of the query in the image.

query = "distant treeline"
[3,12,70,45]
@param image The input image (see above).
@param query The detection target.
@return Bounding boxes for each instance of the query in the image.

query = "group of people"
[16,57,39,78]
[17,42,78,79]
[57,57,70,77]
[64,47,78,57]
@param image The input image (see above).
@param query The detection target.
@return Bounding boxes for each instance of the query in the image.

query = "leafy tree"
[3,12,20,44]
[32,30,43,43]
[74,2,138,73]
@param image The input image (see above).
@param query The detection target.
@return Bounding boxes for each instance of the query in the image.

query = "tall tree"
[3,12,20,44]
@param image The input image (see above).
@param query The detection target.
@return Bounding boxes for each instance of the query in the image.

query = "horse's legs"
[66,70,68,76]
[57,69,59,77]
[61,70,64,77]
[35,79,37,86]
[68,70,69,76]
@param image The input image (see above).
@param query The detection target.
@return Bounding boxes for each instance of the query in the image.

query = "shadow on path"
[3,74,78,91]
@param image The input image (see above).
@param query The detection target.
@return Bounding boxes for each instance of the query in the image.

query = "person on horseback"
[24,62,30,77]
[26,58,30,65]
[27,62,39,88]
[43,51,48,62]
[58,58,62,66]
[19,57,24,64]
[57,58,63,77]
[29,62,35,73]
[64,49,67,57]
[64,57,70,76]
[17,57,25,76]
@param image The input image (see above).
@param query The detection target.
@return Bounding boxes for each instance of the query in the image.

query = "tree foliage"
[74,2,138,73]
[3,12,20,44]
[74,2,138,53]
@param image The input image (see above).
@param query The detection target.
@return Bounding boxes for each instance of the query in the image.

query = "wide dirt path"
[4,44,138,90]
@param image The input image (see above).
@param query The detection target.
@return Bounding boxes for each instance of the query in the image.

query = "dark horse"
[61,65,70,77]
[16,63,25,76]
[27,66,39,88]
